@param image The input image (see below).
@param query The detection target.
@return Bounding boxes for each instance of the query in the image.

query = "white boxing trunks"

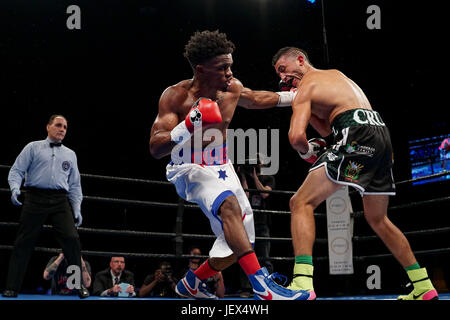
[166,144,254,258]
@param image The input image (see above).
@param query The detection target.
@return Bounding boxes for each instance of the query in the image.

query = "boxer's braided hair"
[184,30,235,69]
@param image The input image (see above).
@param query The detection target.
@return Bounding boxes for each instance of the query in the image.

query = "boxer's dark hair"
[184,30,235,68]
[272,47,312,66]
[48,114,67,125]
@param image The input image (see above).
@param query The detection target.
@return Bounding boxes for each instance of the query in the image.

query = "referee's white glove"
[73,209,83,227]
[11,188,22,206]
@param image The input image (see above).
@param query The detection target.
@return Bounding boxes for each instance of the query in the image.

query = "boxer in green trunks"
[271,46,438,300]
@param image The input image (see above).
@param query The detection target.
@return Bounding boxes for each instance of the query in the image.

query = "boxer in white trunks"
[149,30,307,300]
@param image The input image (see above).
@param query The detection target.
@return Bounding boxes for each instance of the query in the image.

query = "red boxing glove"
[185,98,222,133]
[298,138,327,164]
[279,79,295,91]
[171,98,222,144]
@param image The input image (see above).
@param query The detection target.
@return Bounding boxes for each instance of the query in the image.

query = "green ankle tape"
[295,255,313,265]
[405,262,420,271]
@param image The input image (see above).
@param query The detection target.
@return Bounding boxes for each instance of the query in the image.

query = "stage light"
[307,0,316,4]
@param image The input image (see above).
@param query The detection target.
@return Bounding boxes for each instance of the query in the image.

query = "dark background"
[0,0,449,297]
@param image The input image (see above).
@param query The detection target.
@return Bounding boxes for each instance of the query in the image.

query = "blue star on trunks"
[218,169,228,180]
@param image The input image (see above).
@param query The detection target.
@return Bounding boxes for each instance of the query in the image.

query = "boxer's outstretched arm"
[238,87,283,109]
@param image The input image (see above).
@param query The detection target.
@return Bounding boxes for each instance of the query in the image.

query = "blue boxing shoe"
[175,269,218,300]
[248,267,310,300]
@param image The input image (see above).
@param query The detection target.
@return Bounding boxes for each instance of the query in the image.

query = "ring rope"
[2,188,447,219]
[1,221,449,245]
[0,221,301,243]
[1,164,447,196]
[0,244,294,261]
[353,247,450,262]
[394,170,450,186]
[1,244,448,263]
[351,195,450,219]
[0,165,173,187]
[352,226,450,242]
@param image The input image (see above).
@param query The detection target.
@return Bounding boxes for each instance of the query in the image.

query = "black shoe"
[2,290,18,298]
[77,285,89,299]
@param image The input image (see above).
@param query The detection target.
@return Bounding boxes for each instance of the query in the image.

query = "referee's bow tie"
[50,142,62,148]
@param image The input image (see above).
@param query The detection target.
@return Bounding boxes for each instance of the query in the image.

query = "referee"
[2,115,89,298]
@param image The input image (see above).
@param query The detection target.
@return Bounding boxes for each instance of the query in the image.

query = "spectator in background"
[439,137,450,170]
[43,252,92,295]
[138,261,178,298]
[186,247,203,271]
[93,256,136,297]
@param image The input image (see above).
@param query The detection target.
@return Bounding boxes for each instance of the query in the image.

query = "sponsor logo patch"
[62,161,71,171]
[344,161,364,181]
[344,141,375,157]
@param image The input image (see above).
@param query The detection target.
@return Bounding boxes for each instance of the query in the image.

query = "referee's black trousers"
[5,188,82,292]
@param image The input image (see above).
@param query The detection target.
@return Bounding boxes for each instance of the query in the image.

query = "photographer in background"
[237,153,275,297]
[138,261,178,298]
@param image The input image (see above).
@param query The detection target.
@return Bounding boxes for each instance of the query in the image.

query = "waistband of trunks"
[331,108,386,134]
[169,143,229,166]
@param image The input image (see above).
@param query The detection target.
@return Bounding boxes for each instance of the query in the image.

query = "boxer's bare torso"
[297,69,372,125]
[150,54,244,159]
